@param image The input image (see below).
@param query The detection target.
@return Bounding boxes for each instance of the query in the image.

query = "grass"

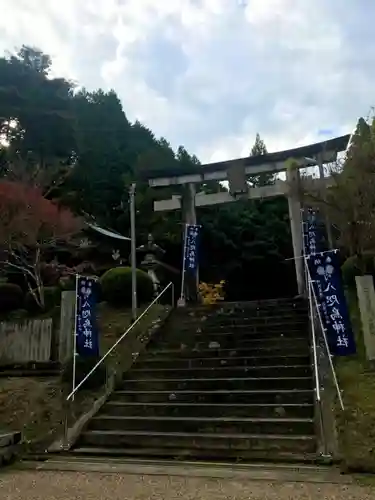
[0,301,170,454]
[335,288,375,473]
[0,376,103,454]
[98,302,168,374]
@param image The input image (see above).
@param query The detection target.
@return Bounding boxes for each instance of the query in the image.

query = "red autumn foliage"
[0,180,82,308]
[0,180,81,248]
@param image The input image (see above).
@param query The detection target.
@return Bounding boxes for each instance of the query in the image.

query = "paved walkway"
[1,470,374,500]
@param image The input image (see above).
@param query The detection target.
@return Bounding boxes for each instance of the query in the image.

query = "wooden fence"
[0,291,76,366]
[0,319,53,364]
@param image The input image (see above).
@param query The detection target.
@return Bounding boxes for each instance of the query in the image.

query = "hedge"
[59,275,76,291]
[0,283,24,313]
[25,286,61,313]
[341,254,375,288]
[100,267,154,307]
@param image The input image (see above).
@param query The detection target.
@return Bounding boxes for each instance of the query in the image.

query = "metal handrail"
[66,281,174,402]
[306,264,344,411]
[300,216,321,408]
[307,267,321,405]
[305,257,328,456]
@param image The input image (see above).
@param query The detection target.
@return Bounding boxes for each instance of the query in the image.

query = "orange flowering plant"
[198,280,225,305]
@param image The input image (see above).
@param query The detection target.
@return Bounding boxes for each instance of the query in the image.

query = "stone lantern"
[136,234,165,295]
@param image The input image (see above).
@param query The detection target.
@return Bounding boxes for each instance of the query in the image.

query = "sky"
[0,0,373,163]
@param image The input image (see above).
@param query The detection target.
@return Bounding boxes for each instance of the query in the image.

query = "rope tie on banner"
[285,249,339,261]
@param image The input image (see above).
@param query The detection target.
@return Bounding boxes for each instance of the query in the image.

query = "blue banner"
[307,251,356,356]
[303,208,326,256]
[184,224,200,275]
[75,276,100,357]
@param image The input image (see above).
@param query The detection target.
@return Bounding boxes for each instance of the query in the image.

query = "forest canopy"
[0,45,296,300]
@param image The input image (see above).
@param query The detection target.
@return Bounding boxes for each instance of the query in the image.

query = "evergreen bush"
[100,267,154,307]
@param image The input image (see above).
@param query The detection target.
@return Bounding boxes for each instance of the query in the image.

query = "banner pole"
[179,223,189,303]
[72,274,79,402]
[300,209,308,289]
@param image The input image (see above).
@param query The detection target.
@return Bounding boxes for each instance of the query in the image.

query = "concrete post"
[355,275,375,362]
[129,183,137,321]
[58,291,76,363]
[181,182,199,303]
[286,167,305,295]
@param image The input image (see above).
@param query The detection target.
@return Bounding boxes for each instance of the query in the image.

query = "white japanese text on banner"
[75,276,100,357]
[184,224,200,276]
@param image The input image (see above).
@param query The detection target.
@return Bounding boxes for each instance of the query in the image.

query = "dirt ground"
[0,376,100,452]
[0,377,64,450]
[1,470,375,500]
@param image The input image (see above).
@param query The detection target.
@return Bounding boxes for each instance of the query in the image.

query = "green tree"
[251,133,268,156]
[199,196,292,299]
[63,88,131,225]
[0,46,76,192]
[248,133,275,187]
[14,45,52,75]
[302,116,375,263]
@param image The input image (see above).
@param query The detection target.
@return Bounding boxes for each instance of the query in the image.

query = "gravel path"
[0,470,374,500]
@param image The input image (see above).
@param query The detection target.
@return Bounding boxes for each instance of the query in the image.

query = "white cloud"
[0,0,373,162]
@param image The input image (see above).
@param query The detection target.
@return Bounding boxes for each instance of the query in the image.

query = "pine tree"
[250,133,268,156]
[248,133,275,187]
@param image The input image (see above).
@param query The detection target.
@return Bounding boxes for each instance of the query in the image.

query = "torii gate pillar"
[181,182,199,302]
[286,167,305,295]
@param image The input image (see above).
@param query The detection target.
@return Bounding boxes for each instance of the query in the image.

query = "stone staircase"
[71,297,317,462]
[0,431,21,466]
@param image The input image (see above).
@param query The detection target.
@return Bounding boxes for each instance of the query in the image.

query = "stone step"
[103,401,315,419]
[160,327,309,342]
[129,365,312,380]
[153,336,309,352]
[136,354,311,370]
[0,431,22,467]
[70,446,317,463]
[194,309,308,325]
[168,312,308,327]
[119,376,313,392]
[145,345,310,360]
[18,456,350,482]
[168,319,308,332]
[110,389,315,405]
[173,299,307,316]
[76,430,317,455]
[0,431,22,448]
[88,415,315,436]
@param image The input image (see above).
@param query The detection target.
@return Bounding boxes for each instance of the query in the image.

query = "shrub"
[199,280,226,305]
[100,267,154,307]
[342,254,375,288]
[25,286,61,313]
[0,283,24,313]
[7,309,28,321]
[59,275,76,291]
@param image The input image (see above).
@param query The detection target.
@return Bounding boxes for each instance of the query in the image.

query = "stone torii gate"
[141,134,350,299]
